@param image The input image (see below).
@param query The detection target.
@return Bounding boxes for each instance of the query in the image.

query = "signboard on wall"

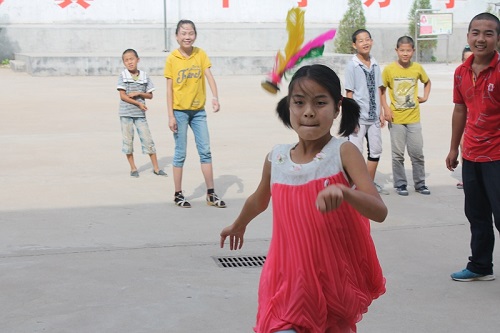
[419,13,453,36]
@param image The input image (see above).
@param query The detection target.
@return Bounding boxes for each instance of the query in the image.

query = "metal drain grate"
[213,255,266,268]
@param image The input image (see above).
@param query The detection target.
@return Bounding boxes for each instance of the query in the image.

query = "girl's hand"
[220,224,246,250]
[138,103,148,111]
[417,96,427,103]
[212,98,220,112]
[316,184,347,213]
[169,117,177,133]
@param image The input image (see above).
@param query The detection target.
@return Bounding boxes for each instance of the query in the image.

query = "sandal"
[457,182,463,189]
[206,193,226,208]
[174,191,191,208]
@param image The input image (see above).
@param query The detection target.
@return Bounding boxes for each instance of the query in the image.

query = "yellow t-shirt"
[382,61,429,124]
[164,47,211,111]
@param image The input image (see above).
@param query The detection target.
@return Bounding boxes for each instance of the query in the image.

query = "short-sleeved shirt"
[453,51,500,162]
[256,137,385,333]
[382,61,429,124]
[117,70,155,117]
[164,47,211,111]
[345,55,382,125]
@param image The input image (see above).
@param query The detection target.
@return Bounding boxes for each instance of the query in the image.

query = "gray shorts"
[348,122,382,161]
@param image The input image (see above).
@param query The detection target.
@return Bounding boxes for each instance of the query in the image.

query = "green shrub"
[334,0,366,54]
[486,4,499,17]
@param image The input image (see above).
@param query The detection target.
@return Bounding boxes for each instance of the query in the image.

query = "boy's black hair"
[468,12,500,35]
[122,49,139,58]
[275,64,360,137]
[396,36,415,48]
[352,29,372,43]
[176,19,197,35]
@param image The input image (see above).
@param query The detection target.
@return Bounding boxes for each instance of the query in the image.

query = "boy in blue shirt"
[345,29,388,195]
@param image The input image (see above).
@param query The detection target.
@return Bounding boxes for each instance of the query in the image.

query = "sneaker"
[374,182,390,195]
[153,170,168,176]
[450,268,495,282]
[130,170,139,178]
[207,192,226,208]
[416,185,431,195]
[396,185,409,196]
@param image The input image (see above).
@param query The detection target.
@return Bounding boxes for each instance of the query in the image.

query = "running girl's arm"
[119,89,147,111]
[204,67,220,112]
[220,156,272,250]
[316,142,387,222]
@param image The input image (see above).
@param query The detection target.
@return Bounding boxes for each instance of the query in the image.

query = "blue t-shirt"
[344,55,382,125]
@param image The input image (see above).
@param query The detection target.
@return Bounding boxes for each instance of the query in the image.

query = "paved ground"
[1,64,499,333]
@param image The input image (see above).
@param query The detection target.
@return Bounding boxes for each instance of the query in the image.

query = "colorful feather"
[276,8,305,75]
[265,8,305,91]
[262,8,336,94]
[284,29,336,72]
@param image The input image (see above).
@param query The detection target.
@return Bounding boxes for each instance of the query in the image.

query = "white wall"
[0,0,496,25]
[0,0,496,64]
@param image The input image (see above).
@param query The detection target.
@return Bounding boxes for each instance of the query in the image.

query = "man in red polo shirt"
[446,12,500,282]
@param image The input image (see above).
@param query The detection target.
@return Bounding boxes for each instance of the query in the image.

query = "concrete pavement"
[0,64,499,333]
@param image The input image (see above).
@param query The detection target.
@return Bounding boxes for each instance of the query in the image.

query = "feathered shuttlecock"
[261,8,336,94]
[275,8,305,80]
[261,7,304,94]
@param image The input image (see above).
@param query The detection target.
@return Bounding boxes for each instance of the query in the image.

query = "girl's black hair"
[276,64,360,137]
[176,19,197,35]
[122,49,139,58]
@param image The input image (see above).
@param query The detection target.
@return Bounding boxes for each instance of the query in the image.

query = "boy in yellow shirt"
[381,36,431,196]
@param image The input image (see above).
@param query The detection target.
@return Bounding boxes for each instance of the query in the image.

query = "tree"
[334,0,366,54]
[485,4,500,51]
[486,3,499,18]
[408,0,437,62]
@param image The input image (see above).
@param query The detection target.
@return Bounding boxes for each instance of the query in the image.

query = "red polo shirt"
[453,51,500,162]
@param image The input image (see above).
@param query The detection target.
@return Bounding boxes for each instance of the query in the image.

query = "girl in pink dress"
[220,64,387,333]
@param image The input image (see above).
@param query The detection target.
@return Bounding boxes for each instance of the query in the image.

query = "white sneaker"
[374,182,390,195]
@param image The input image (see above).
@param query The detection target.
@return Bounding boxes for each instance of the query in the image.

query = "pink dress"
[255,137,385,333]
